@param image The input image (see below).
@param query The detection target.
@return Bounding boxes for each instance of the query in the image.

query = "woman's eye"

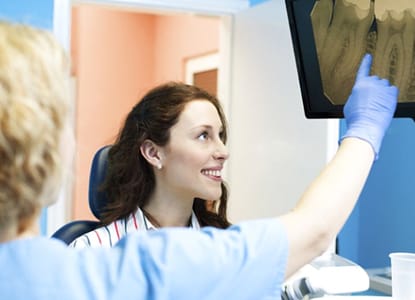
[198,132,209,140]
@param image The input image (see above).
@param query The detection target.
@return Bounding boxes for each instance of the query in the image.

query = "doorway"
[50,1,233,231]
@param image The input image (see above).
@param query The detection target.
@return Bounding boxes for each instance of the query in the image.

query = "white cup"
[389,252,415,300]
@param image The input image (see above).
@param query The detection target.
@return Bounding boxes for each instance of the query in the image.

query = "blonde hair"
[0,21,71,233]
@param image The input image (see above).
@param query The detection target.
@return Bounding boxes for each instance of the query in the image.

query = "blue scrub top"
[0,218,288,300]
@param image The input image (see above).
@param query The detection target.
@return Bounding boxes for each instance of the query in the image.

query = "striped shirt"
[69,207,200,248]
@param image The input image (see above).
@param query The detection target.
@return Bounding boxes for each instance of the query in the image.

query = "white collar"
[137,207,200,230]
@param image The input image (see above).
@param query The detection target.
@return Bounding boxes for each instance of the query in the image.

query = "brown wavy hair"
[100,82,231,228]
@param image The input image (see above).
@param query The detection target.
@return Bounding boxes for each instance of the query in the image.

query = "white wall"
[226,0,338,222]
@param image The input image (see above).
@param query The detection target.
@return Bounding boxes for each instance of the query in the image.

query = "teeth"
[202,170,221,177]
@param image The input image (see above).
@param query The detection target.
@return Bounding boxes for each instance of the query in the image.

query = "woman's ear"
[140,140,163,170]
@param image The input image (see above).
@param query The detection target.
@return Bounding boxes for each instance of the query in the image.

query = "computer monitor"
[285,0,415,119]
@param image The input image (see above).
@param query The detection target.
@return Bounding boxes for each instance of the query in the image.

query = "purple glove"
[340,54,398,160]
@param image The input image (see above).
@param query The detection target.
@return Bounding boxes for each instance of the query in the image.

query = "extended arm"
[280,137,373,277]
[279,54,398,278]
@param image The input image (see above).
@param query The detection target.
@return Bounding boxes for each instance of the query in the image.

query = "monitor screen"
[285,0,415,119]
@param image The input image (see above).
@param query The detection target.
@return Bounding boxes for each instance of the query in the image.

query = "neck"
[0,216,39,243]
[143,191,194,227]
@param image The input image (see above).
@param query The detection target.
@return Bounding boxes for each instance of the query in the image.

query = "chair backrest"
[50,220,101,245]
[88,145,111,219]
[51,145,111,244]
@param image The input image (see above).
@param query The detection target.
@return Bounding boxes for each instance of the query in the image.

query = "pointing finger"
[356,53,372,81]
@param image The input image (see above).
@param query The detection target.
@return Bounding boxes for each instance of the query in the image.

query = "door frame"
[49,0,237,235]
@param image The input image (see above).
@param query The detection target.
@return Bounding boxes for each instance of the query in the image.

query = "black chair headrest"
[88,145,111,220]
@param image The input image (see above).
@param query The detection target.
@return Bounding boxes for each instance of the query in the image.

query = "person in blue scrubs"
[0,21,398,300]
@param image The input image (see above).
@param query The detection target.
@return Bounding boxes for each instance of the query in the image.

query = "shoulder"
[206,218,288,254]
[1,237,151,299]
[116,218,288,299]
[70,213,145,248]
[70,223,115,248]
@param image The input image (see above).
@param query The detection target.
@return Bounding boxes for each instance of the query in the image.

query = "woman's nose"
[213,140,229,161]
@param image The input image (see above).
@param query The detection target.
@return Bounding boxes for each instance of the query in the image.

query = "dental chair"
[51,145,111,245]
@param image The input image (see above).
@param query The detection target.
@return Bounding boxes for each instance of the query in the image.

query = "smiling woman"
[155,99,228,202]
[70,81,231,248]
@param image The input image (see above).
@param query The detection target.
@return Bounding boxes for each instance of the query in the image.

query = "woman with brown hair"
[71,82,231,247]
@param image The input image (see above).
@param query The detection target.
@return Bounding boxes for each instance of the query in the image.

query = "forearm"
[279,137,374,278]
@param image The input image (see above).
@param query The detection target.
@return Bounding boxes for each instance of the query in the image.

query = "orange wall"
[71,5,219,220]
[153,15,220,84]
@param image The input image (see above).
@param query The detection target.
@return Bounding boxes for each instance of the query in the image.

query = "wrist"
[340,126,382,160]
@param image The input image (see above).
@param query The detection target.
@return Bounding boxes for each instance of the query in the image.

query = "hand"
[340,54,398,160]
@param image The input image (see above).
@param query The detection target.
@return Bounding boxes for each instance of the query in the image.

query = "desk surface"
[366,267,391,296]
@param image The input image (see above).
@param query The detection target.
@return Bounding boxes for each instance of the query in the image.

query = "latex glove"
[340,54,398,160]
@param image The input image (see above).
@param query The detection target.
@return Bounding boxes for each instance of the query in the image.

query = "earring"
[157,164,162,170]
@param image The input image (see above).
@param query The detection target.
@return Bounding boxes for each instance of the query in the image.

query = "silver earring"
[157,164,162,170]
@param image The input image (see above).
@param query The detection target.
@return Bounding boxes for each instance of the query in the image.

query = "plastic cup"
[389,252,415,300]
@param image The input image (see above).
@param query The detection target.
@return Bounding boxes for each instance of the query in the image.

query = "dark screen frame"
[285,0,415,119]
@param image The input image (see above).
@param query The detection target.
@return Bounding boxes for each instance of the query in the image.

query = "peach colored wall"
[153,15,220,84]
[71,5,156,220]
[71,5,219,220]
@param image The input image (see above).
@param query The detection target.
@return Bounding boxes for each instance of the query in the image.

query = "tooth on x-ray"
[311,0,415,104]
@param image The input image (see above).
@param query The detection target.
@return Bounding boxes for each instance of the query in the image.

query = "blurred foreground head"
[0,21,71,238]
